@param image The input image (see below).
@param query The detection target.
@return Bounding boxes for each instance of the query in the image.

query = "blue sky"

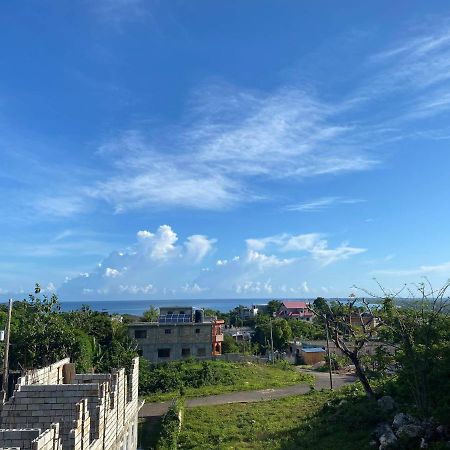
[1,1,450,301]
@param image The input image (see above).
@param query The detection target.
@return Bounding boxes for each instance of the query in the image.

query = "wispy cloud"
[18,17,450,218]
[88,0,151,27]
[286,196,365,212]
[373,261,450,277]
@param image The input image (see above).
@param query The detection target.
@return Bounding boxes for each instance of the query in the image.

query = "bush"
[139,359,240,395]
[156,398,185,450]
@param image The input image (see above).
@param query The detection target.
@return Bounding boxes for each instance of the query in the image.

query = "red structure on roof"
[277,300,314,321]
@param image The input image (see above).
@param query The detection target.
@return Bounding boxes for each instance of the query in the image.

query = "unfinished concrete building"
[128,306,224,362]
[0,357,140,450]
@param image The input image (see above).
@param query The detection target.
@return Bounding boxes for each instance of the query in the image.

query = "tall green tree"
[142,305,159,322]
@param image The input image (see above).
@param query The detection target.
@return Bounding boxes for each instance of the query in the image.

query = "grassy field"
[143,361,314,402]
[178,386,384,450]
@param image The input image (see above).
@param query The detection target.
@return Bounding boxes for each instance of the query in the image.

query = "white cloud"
[36,196,87,218]
[235,280,273,295]
[119,283,155,294]
[286,197,365,212]
[246,249,296,270]
[373,261,450,277]
[182,283,208,294]
[58,225,367,299]
[137,225,179,260]
[104,267,121,278]
[247,232,366,266]
[90,0,150,26]
[185,235,216,263]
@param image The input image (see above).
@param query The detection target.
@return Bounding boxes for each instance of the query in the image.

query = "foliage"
[310,296,381,397]
[2,285,137,373]
[139,359,313,402]
[221,334,240,353]
[179,387,384,450]
[266,300,282,316]
[156,398,185,450]
[142,305,159,322]
[289,319,325,340]
[253,317,292,351]
[375,282,450,420]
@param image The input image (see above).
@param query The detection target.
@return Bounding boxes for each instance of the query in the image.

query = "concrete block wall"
[32,424,62,450]
[0,358,140,450]
[16,359,70,387]
[0,428,41,450]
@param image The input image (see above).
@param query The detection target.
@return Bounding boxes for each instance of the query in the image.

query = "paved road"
[139,370,356,418]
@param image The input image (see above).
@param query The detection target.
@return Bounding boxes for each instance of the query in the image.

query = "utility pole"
[270,317,274,365]
[325,319,333,390]
[2,299,13,402]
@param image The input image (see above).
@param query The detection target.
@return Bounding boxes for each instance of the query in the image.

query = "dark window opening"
[181,348,190,357]
[134,330,147,339]
[158,348,171,358]
[164,329,171,334]
[137,349,143,357]
[197,348,206,357]
[179,310,185,314]
[195,328,200,334]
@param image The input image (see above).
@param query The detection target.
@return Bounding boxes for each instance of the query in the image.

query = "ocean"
[54,298,258,315]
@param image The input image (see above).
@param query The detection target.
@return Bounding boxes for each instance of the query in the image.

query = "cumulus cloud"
[247,232,366,266]
[104,267,121,278]
[185,235,217,263]
[137,225,179,260]
[57,225,366,299]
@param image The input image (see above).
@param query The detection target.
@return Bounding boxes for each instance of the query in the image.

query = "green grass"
[178,386,384,450]
[143,361,313,402]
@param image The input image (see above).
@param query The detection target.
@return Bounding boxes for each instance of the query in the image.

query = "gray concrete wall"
[0,358,140,450]
[128,322,213,362]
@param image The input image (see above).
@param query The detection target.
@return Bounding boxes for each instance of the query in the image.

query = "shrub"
[156,398,185,450]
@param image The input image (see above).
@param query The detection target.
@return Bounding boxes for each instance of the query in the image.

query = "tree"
[222,334,239,353]
[10,290,90,370]
[374,281,450,416]
[267,300,282,316]
[142,305,159,322]
[253,317,292,351]
[310,296,383,398]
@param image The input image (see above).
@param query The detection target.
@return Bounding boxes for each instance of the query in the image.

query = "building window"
[158,348,171,358]
[134,330,147,339]
[195,328,200,334]
[164,329,172,334]
[181,348,190,357]
[167,310,173,314]
[179,310,185,314]
[197,348,206,357]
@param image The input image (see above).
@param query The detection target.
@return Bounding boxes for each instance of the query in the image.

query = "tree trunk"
[350,353,374,398]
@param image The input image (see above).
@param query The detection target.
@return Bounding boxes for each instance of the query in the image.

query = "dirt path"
[139,370,356,418]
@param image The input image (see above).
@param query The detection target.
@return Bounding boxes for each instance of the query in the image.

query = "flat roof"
[302,347,326,353]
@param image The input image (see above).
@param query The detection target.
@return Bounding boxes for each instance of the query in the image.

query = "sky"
[1,0,450,301]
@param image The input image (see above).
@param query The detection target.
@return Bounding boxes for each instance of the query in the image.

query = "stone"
[397,424,424,439]
[375,423,398,449]
[374,423,392,439]
[392,412,417,430]
[378,396,396,412]
[379,430,398,449]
